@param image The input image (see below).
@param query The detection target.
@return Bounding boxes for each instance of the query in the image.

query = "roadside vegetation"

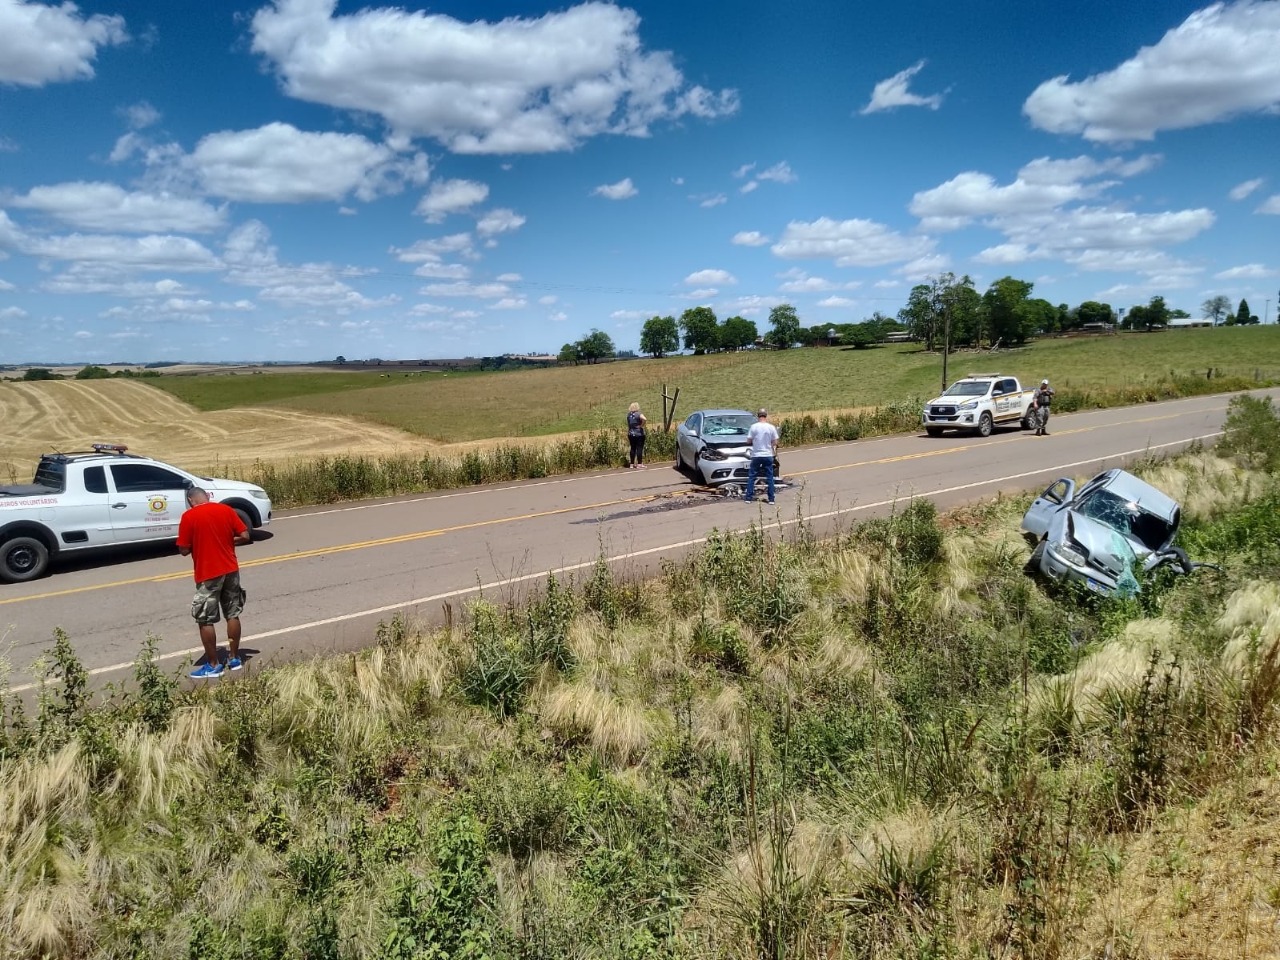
[4,395,1279,959]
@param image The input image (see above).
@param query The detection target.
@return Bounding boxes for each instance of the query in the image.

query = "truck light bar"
[91,442,129,453]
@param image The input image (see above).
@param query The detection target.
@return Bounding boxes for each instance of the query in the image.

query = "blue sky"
[1,0,1278,363]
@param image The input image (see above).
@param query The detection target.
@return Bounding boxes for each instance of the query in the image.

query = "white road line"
[7,430,1219,693]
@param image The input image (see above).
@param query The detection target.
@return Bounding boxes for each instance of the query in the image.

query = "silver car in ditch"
[1021,468,1189,596]
[674,409,779,487]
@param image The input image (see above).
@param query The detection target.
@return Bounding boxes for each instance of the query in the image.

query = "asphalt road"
[3,390,1268,691]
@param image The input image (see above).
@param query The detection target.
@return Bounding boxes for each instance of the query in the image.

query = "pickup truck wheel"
[925,427,943,437]
[0,536,50,583]
[1021,413,1034,430]
[976,412,994,438]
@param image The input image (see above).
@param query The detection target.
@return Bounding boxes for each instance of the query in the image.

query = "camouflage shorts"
[191,571,247,625]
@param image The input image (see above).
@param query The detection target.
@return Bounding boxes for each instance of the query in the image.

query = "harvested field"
[0,380,426,479]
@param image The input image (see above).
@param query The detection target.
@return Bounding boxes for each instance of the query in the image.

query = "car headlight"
[1053,540,1088,567]
[700,448,728,461]
[959,399,980,409]
[250,488,271,500]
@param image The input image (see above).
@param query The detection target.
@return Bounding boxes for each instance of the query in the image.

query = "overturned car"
[1021,468,1198,596]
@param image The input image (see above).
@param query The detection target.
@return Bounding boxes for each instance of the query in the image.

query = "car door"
[678,413,702,463]
[994,378,1016,417]
[55,465,117,549]
[1021,478,1075,538]
[107,463,193,542]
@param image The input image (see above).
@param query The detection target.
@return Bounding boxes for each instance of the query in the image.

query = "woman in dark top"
[627,402,648,468]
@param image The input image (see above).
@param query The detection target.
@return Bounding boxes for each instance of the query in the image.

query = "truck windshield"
[943,381,990,397]
[32,459,67,492]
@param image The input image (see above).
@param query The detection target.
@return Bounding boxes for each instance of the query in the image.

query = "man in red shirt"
[177,486,251,678]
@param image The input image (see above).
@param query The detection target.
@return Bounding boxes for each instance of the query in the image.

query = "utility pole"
[940,300,952,393]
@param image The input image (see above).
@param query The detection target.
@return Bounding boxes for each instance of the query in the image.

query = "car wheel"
[977,412,994,438]
[925,427,943,437]
[233,507,255,538]
[0,535,51,583]
[1024,538,1046,575]
[674,448,687,474]
[1021,413,1034,430]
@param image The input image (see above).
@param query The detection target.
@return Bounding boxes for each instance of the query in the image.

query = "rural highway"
[2,390,1269,692]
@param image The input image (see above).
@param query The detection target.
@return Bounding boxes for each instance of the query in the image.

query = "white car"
[922,373,1038,437]
[674,409,779,487]
[0,444,272,582]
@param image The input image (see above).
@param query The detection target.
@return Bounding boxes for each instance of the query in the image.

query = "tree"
[1201,295,1231,326]
[1125,295,1169,331]
[21,368,58,381]
[720,315,758,350]
[335,355,346,364]
[766,304,801,349]
[576,328,615,363]
[679,306,720,353]
[1015,298,1058,338]
[981,276,1035,344]
[75,365,112,379]
[639,315,679,357]
[1234,298,1259,325]
[1076,300,1114,328]
[557,342,580,364]
[939,275,981,346]
[899,284,938,350]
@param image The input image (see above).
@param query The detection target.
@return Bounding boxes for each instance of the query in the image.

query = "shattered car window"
[702,415,753,436]
[942,382,988,397]
[1073,489,1174,552]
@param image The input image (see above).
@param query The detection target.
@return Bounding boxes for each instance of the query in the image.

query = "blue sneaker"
[226,657,243,672]
[190,662,224,679]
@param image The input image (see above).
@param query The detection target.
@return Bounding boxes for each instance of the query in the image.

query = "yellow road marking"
[0,406,1218,607]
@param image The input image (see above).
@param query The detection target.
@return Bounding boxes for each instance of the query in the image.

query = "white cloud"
[721,294,782,315]
[1024,0,1280,141]
[250,0,737,154]
[684,268,736,285]
[1214,263,1273,279]
[421,281,510,298]
[73,329,92,338]
[898,254,952,281]
[671,176,684,186]
[778,275,836,294]
[121,101,160,130]
[549,310,568,322]
[193,123,429,203]
[538,295,558,306]
[0,278,15,291]
[222,220,388,309]
[10,181,226,233]
[1000,207,1215,253]
[476,208,526,235]
[732,163,756,179]
[0,0,127,86]
[739,181,758,195]
[415,178,489,221]
[817,296,856,308]
[496,272,522,282]
[392,234,475,262]
[610,309,650,320]
[732,230,769,246]
[910,154,1159,227]
[874,279,900,289]
[772,217,935,267]
[860,60,945,114]
[490,297,527,309]
[1229,177,1264,201]
[25,232,220,271]
[699,193,727,208]
[1257,195,1280,215]
[757,161,797,184]
[0,306,28,320]
[683,287,719,299]
[413,262,471,279]
[409,302,449,315]
[593,177,638,200]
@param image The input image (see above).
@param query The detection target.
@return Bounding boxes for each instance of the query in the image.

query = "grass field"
[150,327,1280,443]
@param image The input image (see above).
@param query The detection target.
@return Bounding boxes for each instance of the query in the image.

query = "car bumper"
[697,456,780,486]
[1038,541,1118,595]
[922,411,978,427]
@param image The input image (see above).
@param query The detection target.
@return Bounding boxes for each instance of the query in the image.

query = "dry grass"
[1072,750,1280,959]
[0,378,424,477]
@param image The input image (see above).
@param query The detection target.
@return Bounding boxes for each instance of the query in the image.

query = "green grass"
[148,327,1280,443]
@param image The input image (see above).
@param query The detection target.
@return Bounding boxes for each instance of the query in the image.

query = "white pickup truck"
[0,444,272,583]
[921,373,1038,438]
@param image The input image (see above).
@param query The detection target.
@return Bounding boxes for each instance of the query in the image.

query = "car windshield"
[1073,488,1174,552]
[942,381,990,397]
[702,414,753,437]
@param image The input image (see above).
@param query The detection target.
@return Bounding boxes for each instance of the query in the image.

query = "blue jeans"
[744,456,775,502]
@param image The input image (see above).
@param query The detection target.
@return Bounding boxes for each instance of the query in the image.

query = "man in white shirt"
[744,408,780,504]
